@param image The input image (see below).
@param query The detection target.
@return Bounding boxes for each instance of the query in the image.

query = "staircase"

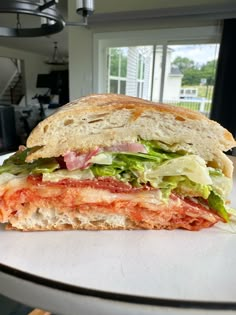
[0,71,24,105]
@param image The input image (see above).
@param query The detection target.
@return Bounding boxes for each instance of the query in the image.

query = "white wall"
[0,46,52,105]
[68,26,93,100]
[93,0,230,13]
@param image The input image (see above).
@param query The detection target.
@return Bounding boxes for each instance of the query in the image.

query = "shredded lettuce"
[174,177,211,199]
[0,149,59,175]
[207,190,229,222]
[210,172,232,198]
[91,164,123,177]
[140,139,181,159]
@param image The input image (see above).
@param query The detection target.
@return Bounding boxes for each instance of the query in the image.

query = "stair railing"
[10,74,24,105]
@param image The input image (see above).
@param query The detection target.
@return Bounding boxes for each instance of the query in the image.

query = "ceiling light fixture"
[0,0,95,37]
[45,41,68,65]
[0,0,65,37]
[66,0,94,26]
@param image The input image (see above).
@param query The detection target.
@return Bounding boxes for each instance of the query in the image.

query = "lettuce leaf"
[207,190,229,222]
[91,164,123,177]
[145,155,212,185]
[0,149,59,175]
[140,139,181,159]
[174,177,211,199]
[210,172,232,198]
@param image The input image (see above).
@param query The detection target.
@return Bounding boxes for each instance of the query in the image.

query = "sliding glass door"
[104,43,218,116]
[94,26,221,116]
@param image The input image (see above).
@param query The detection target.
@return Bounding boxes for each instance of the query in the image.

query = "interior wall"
[0,46,52,105]
[92,0,233,13]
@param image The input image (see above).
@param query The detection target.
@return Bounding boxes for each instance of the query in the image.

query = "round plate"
[0,154,236,315]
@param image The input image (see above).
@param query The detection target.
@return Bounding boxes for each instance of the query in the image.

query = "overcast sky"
[171,44,219,65]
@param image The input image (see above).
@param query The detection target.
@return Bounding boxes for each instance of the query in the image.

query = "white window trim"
[107,48,127,94]
[137,53,145,98]
[93,25,221,94]
[108,76,127,94]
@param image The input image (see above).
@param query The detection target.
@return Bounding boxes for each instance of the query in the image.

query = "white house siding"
[126,47,138,97]
[126,46,152,99]
[163,75,183,101]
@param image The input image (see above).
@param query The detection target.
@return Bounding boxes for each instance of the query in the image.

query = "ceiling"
[0,0,235,58]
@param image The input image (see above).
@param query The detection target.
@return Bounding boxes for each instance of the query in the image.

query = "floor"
[0,294,33,315]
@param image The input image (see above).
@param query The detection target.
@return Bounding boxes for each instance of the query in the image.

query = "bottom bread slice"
[5,195,220,231]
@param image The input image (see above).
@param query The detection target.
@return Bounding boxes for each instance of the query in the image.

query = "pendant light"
[45,41,68,66]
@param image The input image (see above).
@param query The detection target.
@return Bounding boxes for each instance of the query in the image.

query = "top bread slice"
[26,94,236,177]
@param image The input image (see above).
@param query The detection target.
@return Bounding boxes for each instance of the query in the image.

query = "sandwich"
[0,93,235,231]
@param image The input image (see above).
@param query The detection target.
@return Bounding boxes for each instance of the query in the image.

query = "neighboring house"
[180,87,198,99]
[107,46,183,102]
[152,46,183,102]
[163,65,183,102]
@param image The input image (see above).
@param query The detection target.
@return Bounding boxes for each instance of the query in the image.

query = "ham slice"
[63,148,99,170]
[63,143,147,170]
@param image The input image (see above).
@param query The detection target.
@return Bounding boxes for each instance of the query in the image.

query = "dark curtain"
[211,19,236,140]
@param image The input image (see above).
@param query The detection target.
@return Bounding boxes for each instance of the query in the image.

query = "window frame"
[137,52,145,98]
[107,48,127,94]
[93,26,221,100]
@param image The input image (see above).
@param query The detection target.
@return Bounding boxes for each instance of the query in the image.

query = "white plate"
[0,154,236,315]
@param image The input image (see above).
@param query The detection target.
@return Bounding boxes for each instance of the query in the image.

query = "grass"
[177,101,200,111]
[164,100,212,116]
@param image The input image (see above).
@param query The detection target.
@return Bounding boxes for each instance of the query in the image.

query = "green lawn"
[165,100,212,115]
[175,85,213,114]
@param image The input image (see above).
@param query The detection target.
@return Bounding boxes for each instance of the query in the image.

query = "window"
[163,44,219,115]
[106,45,153,99]
[94,26,221,116]
[107,48,127,94]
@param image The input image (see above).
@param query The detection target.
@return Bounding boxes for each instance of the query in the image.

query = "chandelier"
[0,0,95,37]
[45,41,68,65]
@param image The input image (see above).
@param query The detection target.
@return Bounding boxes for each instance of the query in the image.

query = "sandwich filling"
[0,140,234,231]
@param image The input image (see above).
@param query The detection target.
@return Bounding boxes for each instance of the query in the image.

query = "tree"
[172,56,199,85]
[172,56,195,73]
[109,48,127,77]
[172,56,217,86]
[182,68,201,86]
[200,60,217,85]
